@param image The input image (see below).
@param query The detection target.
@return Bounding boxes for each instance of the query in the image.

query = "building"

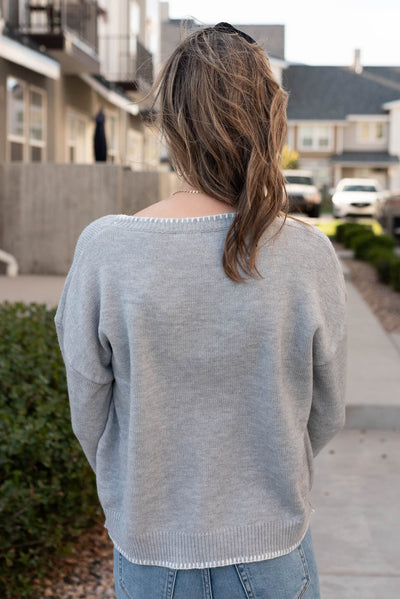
[283,52,400,190]
[0,0,160,169]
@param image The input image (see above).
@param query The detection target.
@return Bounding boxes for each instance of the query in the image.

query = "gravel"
[33,522,116,599]
[33,243,400,598]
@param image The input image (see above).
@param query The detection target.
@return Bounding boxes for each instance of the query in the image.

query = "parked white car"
[283,170,322,218]
[332,178,385,218]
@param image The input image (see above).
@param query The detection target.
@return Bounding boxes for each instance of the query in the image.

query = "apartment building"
[0,0,160,169]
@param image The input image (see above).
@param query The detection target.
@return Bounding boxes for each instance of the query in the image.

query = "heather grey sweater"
[54,212,347,569]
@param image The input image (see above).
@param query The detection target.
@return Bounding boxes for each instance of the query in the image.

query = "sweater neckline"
[113,212,237,233]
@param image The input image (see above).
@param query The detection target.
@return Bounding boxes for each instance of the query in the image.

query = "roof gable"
[282,65,400,119]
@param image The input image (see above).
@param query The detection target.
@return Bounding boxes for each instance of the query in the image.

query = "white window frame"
[6,75,47,162]
[6,76,27,162]
[66,108,91,163]
[28,84,47,162]
[298,124,334,152]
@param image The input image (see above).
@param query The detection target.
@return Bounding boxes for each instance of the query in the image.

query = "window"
[342,184,377,192]
[6,76,46,162]
[29,88,46,162]
[66,111,89,163]
[298,125,333,151]
[357,122,386,143]
[284,176,314,186]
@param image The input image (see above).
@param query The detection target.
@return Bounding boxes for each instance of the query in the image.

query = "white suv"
[283,170,322,218]
[332,178,384,218]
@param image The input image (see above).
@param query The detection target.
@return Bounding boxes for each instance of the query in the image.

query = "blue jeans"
[113,527,321,598]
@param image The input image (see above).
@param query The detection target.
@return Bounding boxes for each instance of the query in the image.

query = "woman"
[54,23,347,599]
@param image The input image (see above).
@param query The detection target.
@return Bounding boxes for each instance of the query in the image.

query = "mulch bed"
[33,521,115,599]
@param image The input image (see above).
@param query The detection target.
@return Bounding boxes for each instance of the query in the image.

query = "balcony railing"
[17,0,99,53]
[99,34,153,90]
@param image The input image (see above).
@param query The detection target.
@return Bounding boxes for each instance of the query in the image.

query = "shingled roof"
[281,65,400,120]
[331,151,399,164]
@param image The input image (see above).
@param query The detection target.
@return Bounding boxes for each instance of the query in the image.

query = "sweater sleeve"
[54,218,114,473]
[307,237,348,457]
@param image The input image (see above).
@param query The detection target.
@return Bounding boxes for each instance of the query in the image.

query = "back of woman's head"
[150,23,297,283]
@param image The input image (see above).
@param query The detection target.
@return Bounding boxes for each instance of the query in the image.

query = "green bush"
[354,235,395,261]
[371,251,397,284]
[342,225,372,248]
[0,302,101,599]
[335,222,370,244]
[348,231,376,251]
[390,257,400,292]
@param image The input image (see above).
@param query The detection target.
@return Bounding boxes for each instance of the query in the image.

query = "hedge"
[334,222,368,243]
[353,234,395,261]
[335,223,400,293]
[0,302,101,599]
[390,257,400,292]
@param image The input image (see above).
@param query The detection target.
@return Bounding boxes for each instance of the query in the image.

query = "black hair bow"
[213,22,257,45]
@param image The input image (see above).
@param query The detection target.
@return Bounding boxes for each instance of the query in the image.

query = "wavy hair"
[147,24,311,283]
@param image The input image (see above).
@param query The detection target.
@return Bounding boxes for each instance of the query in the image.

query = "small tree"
[281,145,299,170]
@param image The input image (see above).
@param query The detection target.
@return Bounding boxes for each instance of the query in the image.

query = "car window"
[342,185,377,192]
[285,176,313,185]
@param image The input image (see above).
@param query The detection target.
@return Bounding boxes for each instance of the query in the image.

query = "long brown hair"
[147,24,311,283]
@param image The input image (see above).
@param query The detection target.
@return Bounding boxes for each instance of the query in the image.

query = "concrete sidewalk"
[312,428,400,598]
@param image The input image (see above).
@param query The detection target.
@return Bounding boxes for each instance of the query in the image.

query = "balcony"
[17,1,101,74]
[99,35,153,92]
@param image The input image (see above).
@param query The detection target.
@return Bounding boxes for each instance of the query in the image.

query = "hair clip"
[213,22,257,45]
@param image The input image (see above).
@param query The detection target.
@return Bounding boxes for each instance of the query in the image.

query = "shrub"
[348,231,376,251]
[354,235,395,261]
[335,222,370,244]
[342,224,372,248]
[372,252,397,284]
[390,257,400,292]
[0,302,101,599]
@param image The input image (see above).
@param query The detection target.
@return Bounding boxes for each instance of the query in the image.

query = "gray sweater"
[54,212,347,569]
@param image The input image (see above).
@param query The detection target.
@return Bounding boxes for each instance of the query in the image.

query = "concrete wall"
[0,164,178,275]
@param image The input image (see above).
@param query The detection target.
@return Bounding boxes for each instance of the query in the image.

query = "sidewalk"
[312,428,400,598]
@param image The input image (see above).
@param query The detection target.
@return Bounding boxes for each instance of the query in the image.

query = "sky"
[167,0,400,67]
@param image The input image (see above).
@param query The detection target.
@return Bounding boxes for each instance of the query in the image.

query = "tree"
[281,145,299,170]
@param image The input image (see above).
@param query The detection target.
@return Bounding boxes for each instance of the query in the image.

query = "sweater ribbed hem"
[104,507,314,570]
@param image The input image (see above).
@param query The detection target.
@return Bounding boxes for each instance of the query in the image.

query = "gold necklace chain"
[172,189,201,195]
